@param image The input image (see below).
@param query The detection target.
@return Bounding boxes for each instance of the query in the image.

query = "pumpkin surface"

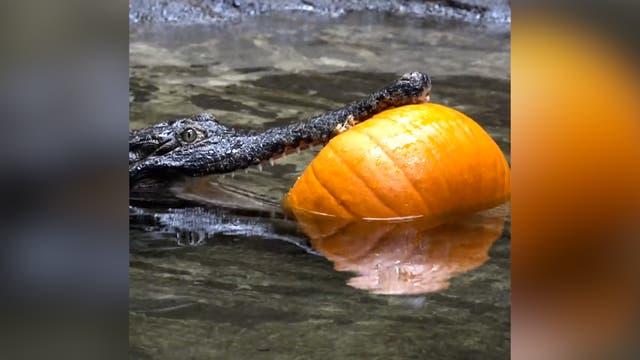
[284,103,510,219]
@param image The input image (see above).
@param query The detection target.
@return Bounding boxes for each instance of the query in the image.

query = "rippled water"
[130,12,510,359]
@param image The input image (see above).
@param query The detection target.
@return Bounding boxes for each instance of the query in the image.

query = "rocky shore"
[130,0,510,26]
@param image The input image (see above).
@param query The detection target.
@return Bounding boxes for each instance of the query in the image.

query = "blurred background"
[0,0,638,359]
[512,2,640,359]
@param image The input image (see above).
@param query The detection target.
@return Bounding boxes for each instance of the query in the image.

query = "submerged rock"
[129,0,510,26]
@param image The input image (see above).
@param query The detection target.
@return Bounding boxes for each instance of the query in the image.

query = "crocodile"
[129,71,431,183]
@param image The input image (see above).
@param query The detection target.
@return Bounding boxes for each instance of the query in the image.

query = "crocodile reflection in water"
[129,205,319,255]
[129,72,431,183]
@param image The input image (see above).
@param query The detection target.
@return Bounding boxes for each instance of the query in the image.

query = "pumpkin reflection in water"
[290,204,508,295]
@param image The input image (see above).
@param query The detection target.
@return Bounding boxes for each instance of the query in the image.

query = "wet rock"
[129,0,510,26]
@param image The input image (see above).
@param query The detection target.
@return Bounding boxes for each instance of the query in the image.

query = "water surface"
[130,11,510,359]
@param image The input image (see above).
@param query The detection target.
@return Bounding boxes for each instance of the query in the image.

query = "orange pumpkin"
[284,103,510,219]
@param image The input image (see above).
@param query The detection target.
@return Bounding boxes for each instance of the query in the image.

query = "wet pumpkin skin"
[284,103,511,220]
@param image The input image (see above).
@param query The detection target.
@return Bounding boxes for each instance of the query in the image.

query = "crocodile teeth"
[230,172,235,179]
[257,163,263,172]
[269,158,275,166]
[296,147,301,154]
[244,169,249,174]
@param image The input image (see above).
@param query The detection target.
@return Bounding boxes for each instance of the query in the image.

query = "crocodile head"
[129,113,241,180]
[129,72,431,184]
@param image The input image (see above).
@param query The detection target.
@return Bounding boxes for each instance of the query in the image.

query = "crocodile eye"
[180,128,198,143]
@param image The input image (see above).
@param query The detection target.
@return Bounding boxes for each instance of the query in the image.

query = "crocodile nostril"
[418,88,431,102]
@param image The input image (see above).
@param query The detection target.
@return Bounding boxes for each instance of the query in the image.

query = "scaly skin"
[129,72,431,183]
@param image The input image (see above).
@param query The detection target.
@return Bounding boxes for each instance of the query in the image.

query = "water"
[130,12,510,359]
